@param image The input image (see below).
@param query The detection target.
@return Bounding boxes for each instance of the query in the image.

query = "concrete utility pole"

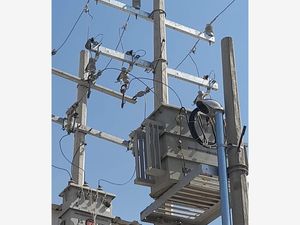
[221,37,248,225]
[153,0,168,110]
[72,50,89,185]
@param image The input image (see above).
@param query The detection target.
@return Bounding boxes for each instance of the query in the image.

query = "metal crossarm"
[52,67,137,104]
[140,165,221,225]
[89,45,152,69]
[95,0,215,43]
[88,45,218,90]
[167,68,218,90]
[52,114,130,148]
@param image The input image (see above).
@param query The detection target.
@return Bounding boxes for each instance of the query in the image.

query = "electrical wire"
[103,14,131,70]
[175,0,237,70]
[100,67,161,103]
[52,0,91,55]
[99,67,184,115]
[188,54,200,78]
[118,27,125,53]
[52,164,72,180]
[101,67,183,107]
[97,168,136,187]
[59,134,86,174]
[134,49,147,58]
[136,77,183,108]
[209,0,236,25]
[175,39,200,70]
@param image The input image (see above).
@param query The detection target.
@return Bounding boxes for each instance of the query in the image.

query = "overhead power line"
[209,0,236,25]
[52,0,91,56]
[103,14,131,69]
[175,0,237,70]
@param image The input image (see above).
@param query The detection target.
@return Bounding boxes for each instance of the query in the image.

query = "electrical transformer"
[130,103,219,198]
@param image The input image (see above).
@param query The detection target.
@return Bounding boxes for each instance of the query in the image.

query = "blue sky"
[52,1,248,224]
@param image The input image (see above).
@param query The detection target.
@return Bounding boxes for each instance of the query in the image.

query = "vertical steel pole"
[72,50,89,185]
[215,110,231,225]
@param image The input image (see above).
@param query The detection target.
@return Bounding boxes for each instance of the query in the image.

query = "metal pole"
[72,50,89,185]
[153,0,168,110]
[215,110,231,225]
[221,37,248,225]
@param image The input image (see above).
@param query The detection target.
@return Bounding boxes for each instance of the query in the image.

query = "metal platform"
[140,165,222,225]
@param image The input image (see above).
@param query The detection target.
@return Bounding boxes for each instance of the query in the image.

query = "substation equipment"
[52,1,247,225]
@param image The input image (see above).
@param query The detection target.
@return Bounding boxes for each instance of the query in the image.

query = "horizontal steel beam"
[52,68,137,104]
[95,0,215,43]
[52,114,130,148]
[90,45,218,90]
[91,45,152,69]
[167,68,218,90]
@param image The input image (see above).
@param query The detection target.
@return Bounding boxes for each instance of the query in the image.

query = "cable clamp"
[227,143,245,152]
[148,9,166,19]
[227,163,248,176]
[150,58,168,72]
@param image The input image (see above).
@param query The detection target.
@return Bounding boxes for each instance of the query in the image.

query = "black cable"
[59,134,85,174]
[137,77,183,108]
[118,27,125,53]
[209,0,236,25]
[98,168,136,187]
[128,74,183,107]
[188,54,200,78]
[52,164,72,180]
[100,68,161,105]
[134,49,147,58]
[196,115,208,143]
[52,0,90,55]
[100,67,183,108]
[103,14,131,69]
[188,107,216,148]
[174,0,237,69]
[175,39,200,70]
[237,125,247,152]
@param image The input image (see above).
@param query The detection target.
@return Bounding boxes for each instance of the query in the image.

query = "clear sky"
[52,1,248,224]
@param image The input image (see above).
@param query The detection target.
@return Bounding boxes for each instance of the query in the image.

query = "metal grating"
[141,167,223,225]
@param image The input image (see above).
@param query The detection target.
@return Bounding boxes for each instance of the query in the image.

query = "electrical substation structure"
[52,1,248,225]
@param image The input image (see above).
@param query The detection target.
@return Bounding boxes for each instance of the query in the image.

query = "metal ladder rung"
[156,207,198,218]
[193,176,219,185]
[182,186,220,197]
[172,194,216,207]
[175,191,219,204]
[165,200,205,213]
[164,202,204,215]
[170,196,212,209]
[188,182,220,192]
[178,188,220,201]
